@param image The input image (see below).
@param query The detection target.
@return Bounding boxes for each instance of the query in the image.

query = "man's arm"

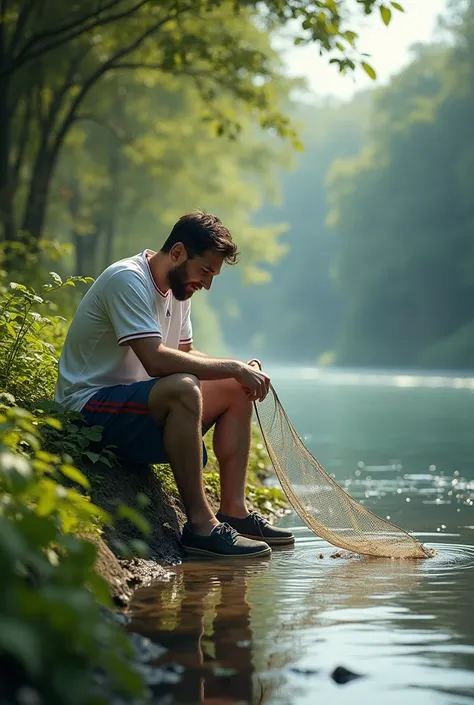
[179,344,262,370]
[128,337,270,400]
[178,343,211,358]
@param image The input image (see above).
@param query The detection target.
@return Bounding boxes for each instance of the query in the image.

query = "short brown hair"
[161,210,239,265]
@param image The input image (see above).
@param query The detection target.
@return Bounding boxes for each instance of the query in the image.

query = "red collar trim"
[143,250,169,299]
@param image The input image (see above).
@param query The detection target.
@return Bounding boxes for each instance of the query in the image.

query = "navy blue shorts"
[82,379,208,466]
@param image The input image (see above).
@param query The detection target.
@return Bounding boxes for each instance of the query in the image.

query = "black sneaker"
[216,511,295,547]
[181,522,271,558]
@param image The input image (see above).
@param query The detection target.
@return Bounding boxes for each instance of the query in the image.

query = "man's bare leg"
[201,378,253,518]
[200,378,295,547]
[148,374,217,535]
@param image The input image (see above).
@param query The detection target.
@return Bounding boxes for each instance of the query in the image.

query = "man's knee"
[151,373,202,416]
[209,377,252,409]
[227,377,251,401]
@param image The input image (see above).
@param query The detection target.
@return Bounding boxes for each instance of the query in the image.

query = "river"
[130,368,474,704]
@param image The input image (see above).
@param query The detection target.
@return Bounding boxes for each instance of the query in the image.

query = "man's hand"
[235,359,270,402]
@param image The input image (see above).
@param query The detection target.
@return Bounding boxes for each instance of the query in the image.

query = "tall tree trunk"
[103,145,121,269]
[74,230,101,277]
[20,145,57,246]
[0,74,15,243]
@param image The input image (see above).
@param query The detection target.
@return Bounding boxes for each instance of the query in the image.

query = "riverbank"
[83,428,288,607]
[0,266,287,703]
[0,397,287,705]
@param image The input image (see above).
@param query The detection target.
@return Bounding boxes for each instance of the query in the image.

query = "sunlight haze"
[284,0,449,100]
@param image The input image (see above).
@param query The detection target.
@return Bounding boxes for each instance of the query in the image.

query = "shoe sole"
[240,533,295,546]
[182,545,271,558]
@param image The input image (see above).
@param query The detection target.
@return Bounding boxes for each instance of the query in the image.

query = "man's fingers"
[241,367,271,403]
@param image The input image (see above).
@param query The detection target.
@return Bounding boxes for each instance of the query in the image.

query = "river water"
[130,369,474,704]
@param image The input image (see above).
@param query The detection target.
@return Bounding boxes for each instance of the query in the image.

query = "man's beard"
[168,261,191,301]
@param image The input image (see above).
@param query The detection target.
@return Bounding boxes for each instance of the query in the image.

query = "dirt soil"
[79,459,217,605]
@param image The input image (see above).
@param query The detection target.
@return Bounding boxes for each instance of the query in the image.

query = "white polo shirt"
[55,250,193,412]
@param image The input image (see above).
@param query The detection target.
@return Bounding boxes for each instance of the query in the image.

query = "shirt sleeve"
[179,300,193,345]
[102,269,162,346]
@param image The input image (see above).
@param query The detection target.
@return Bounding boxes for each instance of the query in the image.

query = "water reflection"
[129,534,474,705]
[129,375,474,705]
[130,558,271,704]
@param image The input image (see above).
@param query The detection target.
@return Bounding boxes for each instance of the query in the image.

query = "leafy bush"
[35,399,118,470]
[0,269,92,406]
[0,402,147,705]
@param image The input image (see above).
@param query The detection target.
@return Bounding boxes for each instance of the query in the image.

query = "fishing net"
[254,386,433,559]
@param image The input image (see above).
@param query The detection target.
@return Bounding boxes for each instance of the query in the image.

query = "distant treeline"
[213,1,474,371]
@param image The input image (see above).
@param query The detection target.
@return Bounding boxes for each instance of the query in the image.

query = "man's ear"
[169,242,186,263]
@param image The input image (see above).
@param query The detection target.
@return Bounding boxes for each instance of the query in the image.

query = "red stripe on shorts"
[86,399,148,409]
[84,404,150,415]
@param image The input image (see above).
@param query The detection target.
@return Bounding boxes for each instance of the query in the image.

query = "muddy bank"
[80,458,232,605]
[88,533,173,606]
[78,459,188,604]
[78,448,288,607]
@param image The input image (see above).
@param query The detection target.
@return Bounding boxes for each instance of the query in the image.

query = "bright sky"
[283,0,449,100]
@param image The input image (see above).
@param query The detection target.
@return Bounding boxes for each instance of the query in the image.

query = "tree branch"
[44,44,93,146]
[74,113,128,142]
[108,61,164,70]
[50,6,192,160]
[17,0,125,56]
[34,60,46,129]
[7,0,36,56]
[12,90,33,183]
[4,0,152,78]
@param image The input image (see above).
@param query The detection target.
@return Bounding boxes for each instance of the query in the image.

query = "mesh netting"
[254,386,433,559]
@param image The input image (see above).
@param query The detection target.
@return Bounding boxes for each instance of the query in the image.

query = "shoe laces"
[249,511,269,528]
[213,522,239,544]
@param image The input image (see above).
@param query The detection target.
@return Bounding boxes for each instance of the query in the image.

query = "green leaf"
[111,538,132,558]
[116,504,151,536]
[84,451,100,463]
[81,427,102,442]
[49,272,62,285]
[136,492,150,509]
[34,400,61,414]
[86,571,113,606]
[129,539,149,558]
[361,62,377,80]
[0,618,42,675]
[5,321,16,337]
[60,463,90,489]
[32,458,54,473]
[18,514,58,548]
[43,416,62,430]
[35,450,60,463]
[344,30,358,45]
[390,1,404,10]
[380,5,392,25]
[36,479,59,516]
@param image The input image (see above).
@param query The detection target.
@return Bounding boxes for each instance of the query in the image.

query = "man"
[56,210,294,558]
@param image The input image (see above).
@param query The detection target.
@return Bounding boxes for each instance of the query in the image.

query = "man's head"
[160,210,239,300]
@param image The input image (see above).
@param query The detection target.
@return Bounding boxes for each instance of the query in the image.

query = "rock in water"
[331,665,364,684]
